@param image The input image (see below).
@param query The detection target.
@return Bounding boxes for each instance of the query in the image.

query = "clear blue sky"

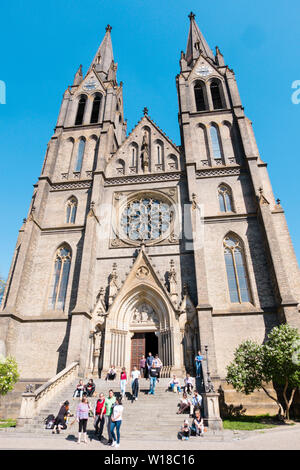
[0,0,299,278]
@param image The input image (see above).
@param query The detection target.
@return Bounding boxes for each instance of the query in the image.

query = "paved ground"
[0,423,300,450]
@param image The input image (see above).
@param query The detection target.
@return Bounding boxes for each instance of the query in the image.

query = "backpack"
[44,414,55,429]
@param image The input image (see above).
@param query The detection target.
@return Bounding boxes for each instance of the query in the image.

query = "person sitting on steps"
[85,378,95,397]
[73,380,85,399]
[183,373,194,395]
[190,408,204,437]
[176,392,192,415]
[168,375,182,393]
[105,365,117,381]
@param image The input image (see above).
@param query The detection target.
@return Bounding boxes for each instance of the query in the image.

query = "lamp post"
[204,345,215,393]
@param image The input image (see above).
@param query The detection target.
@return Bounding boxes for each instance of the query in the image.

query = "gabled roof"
[111,112,180,162]
[107,245,178,315]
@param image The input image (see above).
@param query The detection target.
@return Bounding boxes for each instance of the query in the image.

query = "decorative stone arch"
[100,248,185,376]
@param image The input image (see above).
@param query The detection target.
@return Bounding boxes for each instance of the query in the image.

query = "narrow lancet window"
[49,245,71,311]
[224,235,251,303]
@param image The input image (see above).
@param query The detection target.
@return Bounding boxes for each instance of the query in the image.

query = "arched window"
[210,81,223,110]
[66,197,77,223]
[90,94,102,123]
[224,235,251,303]
[49,245,71,311]
[157,145,161,164]
[194,81,207,111]
[74,138,86,172]
[131,146,137,167]
[210,125,222,159]
[218,185,234,212]
[75,95,87,125]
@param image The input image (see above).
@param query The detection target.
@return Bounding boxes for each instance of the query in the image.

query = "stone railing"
[17,362,79,427]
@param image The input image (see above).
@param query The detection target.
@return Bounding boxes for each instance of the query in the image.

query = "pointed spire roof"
[88,24,114,77]
[185,12,215,65]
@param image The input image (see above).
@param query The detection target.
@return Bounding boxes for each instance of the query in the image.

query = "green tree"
[0,356,19,396]
[264,324,300,420]
[226,324,300,420]
[226,340,284,418]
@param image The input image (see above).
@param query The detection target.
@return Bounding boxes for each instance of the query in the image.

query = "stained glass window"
[66,198,77,224]
[218,185,233,212]
[49,246,71,311]
[224,236,250,303]
[74,138,85,172]
[120,197,172,241]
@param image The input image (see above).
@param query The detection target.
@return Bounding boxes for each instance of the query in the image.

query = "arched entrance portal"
[101,286,183,377]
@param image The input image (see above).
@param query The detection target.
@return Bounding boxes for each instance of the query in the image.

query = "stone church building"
[1,14,299,387]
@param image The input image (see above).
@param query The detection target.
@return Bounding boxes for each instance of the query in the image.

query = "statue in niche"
[141,131,149,171]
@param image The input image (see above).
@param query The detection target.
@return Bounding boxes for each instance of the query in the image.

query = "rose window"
[120,197,172,241]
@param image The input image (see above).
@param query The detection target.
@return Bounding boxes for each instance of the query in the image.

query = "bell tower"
[176,13,300,377]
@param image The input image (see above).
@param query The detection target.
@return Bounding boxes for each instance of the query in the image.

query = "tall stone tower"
[1,15,299,389]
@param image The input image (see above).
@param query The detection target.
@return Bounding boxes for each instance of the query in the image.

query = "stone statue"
[141,131,149,171]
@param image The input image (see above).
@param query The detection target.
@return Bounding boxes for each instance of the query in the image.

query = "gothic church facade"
[1,14,299,385]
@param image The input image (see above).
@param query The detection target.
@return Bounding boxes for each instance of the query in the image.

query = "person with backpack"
[148,365,159,395]
[94,392,106,440]
[104,389,116,445]
[52,400,69,434]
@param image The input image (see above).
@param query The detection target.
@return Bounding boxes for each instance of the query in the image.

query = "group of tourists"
[50,349,205,445]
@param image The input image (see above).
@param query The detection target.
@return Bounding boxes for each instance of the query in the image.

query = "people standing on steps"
[148,364,159,395]
[152,354,163,382]
[85,378,95,397]
[73,379,85,399]
[183,374,194,395]
[52,400,70,434]
[195,350,204,380]
[139,355,146,378]
[131,366,140,400]
[120,367,127,399]
[94,392,106,440]
[146,352,154,380]
[104,389,116,445]
[110,396,123,448]
[76,396,90,444]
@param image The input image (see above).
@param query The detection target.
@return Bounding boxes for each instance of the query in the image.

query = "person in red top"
[94,392,106,440]
[120,367,127,398]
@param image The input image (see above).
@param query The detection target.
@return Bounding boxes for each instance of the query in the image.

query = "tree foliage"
[0,355,19,396]
[226,324,300,420]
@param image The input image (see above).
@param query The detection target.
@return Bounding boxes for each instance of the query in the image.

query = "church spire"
[185,12,215,65]
[88,24,114,78]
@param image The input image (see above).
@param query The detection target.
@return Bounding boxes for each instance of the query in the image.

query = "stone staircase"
[17,377,208,441]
